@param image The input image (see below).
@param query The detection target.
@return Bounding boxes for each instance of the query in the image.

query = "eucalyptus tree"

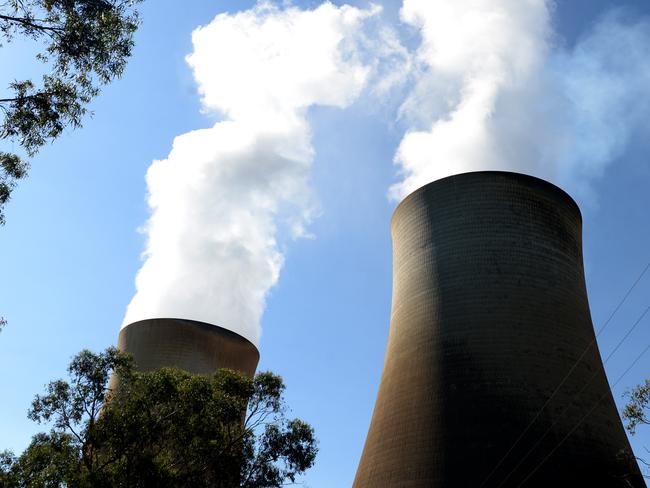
[1,347,318,487]
[0,0,142,224]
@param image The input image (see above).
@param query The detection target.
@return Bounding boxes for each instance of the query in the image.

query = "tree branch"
[0,92,54,104]
[0,13,64,33]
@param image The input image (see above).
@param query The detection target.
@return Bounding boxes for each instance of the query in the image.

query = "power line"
[494,305,650,488]
[516,342,650,487]
[479,263,650,487]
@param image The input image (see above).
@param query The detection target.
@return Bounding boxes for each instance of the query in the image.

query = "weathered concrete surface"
[116,318,259,378]
[354,172,644,487]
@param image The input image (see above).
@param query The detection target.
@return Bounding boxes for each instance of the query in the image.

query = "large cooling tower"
[117,318,259,378]
[354,172,644,487]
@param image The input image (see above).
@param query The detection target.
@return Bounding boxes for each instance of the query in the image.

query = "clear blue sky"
[1,1,650,486]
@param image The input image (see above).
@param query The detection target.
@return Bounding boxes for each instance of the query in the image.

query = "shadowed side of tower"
[353,172,644,487]
[116,318,259,378]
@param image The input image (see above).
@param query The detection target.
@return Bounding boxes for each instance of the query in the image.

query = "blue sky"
[1,1,650,486]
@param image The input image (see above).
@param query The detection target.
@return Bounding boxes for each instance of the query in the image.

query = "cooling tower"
[116,318,259,378]
[354,172,644,487]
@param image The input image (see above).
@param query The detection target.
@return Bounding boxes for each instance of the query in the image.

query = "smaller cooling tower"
[117,318,259,378]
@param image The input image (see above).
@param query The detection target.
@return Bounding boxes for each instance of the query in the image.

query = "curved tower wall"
[353,172,644,487]
[116,318,259,378]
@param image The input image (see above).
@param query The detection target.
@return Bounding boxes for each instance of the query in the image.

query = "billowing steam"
[391,0,650,202]
[123,2,380,345]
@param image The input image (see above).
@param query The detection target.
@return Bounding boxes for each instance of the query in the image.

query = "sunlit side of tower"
[353,172,644,487]
[115,318,259,378]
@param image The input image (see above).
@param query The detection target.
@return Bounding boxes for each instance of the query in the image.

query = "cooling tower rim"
[392,170,581,227]
[122,317,260,354]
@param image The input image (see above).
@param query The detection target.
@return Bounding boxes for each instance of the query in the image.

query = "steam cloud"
[123,2,380,345]
[391,0,650,202]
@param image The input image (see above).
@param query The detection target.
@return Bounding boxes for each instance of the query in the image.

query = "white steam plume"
[390,0,650,201]
[123,2,380,345]
[552,10,650,198]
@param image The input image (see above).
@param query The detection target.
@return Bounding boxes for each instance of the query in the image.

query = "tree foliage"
[0,348,318,487]
[623,379,650,477]
[624,379,650,436]
[0,0,142,224]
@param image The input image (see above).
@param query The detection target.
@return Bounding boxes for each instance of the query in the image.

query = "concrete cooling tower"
[353,172,644,487]
[117,318,259,378]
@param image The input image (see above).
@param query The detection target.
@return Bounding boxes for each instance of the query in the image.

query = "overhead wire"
[479,262,650,488]
[494,304,650,488]
[516,342,650,487]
